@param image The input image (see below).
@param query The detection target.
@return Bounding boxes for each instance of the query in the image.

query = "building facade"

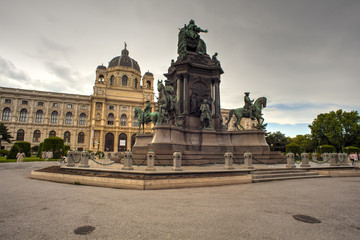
[0,45,155,152]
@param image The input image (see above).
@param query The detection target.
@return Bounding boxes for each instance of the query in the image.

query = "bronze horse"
[227,97,267,130]
[133,107,159,134]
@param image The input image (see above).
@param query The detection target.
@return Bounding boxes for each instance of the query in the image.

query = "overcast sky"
[1,0,359,137]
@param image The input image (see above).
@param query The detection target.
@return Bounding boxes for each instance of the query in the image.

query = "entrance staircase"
[251,169,328,183]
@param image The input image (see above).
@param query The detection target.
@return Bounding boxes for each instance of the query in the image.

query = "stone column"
[286,152,296,168]
[312,153,317,162]
[341,153,350,166]
[176,77,182,114]
[122,150,134,170]
[224,151,234,170]
[322,153,330,163]
[300,152,310,167]
[146,150,156,171]
[183,75,189,114]
[244,151,254,169]
[214,79,221,117]
[172,151,183,171]
[330,153,339,166]
[79,150,90,168]
[66,151,75,167]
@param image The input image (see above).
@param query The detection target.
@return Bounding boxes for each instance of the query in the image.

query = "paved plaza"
[0,162,359,240]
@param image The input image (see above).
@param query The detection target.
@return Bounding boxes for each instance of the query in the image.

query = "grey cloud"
[0,56,32,83]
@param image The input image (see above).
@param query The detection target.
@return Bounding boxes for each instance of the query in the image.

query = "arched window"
[110,75,115,86]
[105,133,114,151]
[133,117,139,127]
[146,80,151,89]
[2,107,11,121]
[120,114,127,126]
[134,78,138,88]
[122,75,128,86]
[79,113,86,125]
[107,113,114,125]
[33,130,41,142]
[64,131,71,144]
[51,111,58,123]
[19,109,28,122]
[99,74,104,83]
[49,130,56,137]
[65,112,73,124]
[16,129,25,141]
[78,132,85,143]
[35,110,43,123]
[118,133,127,151]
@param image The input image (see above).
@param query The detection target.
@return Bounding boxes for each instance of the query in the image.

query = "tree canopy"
[309,109,360,151]
[0,123,12,143]
[266,131,288,152]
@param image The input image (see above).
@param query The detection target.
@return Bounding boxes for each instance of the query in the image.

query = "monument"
[132,20,284,165]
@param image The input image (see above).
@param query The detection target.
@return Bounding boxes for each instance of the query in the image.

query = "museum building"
[0,45,155,152]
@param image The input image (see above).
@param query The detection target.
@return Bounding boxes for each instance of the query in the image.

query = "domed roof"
[97,64,107,70]
[144,71,153,76]
[108,44,141,72]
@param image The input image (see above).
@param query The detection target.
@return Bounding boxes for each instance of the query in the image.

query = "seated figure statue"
[178,19,208,59]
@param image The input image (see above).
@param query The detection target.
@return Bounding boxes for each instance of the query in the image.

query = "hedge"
[7,144,21,159]
[286,143,301,155]
[43,137,64,159]
[0,149,10,157]
[37,142,44,158]
[343,146,360,154]
[317,145,336,153]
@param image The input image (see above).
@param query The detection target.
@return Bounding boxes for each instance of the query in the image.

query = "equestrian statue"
[134,101,159,134]
[227,92,267,130]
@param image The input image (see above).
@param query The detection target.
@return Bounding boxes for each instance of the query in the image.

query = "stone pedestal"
[79,151,90,168]
[172,151,183,171]
[286,152,296,168]
[244,152,254,169]
[341,153,350,166]
[311,153,317,162]
[330,153,339,166]
[66,151,75,167]
[146,150,156,171]
[224,151,234,169]
[300,152,310,167]
[122,151,134,170]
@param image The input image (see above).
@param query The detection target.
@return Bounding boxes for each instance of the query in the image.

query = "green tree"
[309,110,360,151]
[266,131,288,152]
[0,123,13,146]
[288,134,314,152]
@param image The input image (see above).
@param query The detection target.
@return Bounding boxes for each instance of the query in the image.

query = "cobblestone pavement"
[0,162,359,240]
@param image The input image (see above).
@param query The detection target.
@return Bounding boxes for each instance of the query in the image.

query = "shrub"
[0,149,10,156]
[317,145,336,153]
[343,146,360,154]
[7,144,21,159]
[37,142,44,158]
[43,137,64,159]
[286,142,301,155]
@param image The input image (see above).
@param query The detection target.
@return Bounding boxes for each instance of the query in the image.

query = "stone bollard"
[146,150,156,171]
[342,153,350,166]
[322,153,330,163]
[79,150,90,168]
[244,151,254,169]
[312,152,318,162]
[224,151,234,170]
[66,150,75,167]
[286,152,296,168]
[337,153,349,166]
[122,151,134,170]
[73,151,81,165]
[172,151,183,171]
[300,152,310,167]
[330,153,339,166]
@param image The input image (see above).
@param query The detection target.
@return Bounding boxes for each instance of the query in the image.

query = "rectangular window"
[52,103,58,107]
[121,106,128,111]
[5,99,11,104]
[80,105,87,110]
[108,105,115,110]
[22,100,28,105]
[38,102,44,106]
[96,102,102,109]
[67,104,72,109]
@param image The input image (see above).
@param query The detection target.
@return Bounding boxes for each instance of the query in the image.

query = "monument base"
[132,125,285,165]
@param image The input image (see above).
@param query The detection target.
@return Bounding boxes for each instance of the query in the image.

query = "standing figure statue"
[157,80,177,124]
[244,92,254,119]
[200,99,212,129]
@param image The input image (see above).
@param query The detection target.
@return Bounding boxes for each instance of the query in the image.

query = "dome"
[144,71,153,76]
[97,65,107,70]
[108,44,141,72]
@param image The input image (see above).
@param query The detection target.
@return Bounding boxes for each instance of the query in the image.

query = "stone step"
[252,172,318,179]
[252,170,308,175]
[252,174,328,183]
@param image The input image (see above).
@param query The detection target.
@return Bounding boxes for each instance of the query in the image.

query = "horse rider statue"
[244,92,254,120]
[143,100,152,122]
